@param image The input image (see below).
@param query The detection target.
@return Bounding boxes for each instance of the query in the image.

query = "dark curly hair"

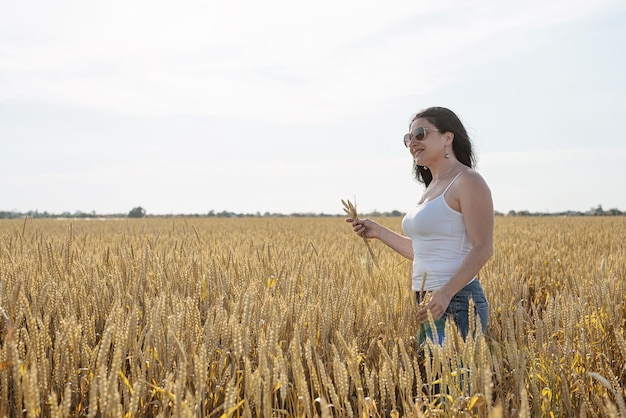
[410,107,475,186]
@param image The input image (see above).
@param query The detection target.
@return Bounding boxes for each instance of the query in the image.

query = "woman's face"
[407,118,445,166]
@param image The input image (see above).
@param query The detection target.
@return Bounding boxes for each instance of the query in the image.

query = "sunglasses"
[403,127,440,147]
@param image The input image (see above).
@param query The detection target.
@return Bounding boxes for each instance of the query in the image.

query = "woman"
[346,107,493,343]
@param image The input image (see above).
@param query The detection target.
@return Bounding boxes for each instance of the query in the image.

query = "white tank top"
[401,173,473,291]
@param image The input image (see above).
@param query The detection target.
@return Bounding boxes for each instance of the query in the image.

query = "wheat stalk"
[342,199,379,269]
[2,215,626,416]
[418,272,431,307]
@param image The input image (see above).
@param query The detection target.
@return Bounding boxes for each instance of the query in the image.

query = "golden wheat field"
[0,216,625,417]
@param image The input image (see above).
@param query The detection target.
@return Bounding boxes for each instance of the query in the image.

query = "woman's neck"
[430,159,462,181]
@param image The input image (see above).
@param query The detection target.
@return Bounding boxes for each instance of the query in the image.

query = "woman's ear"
[445,132,454,144]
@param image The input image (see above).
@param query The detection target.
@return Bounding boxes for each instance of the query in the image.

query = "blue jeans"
[416,279,488,345]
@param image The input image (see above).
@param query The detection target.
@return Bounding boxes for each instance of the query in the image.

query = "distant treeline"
[500,205,624,217]
[0,209,404,219]
[0,205,623,219]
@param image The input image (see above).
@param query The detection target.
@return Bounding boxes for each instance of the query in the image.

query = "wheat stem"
[342,199,379,268]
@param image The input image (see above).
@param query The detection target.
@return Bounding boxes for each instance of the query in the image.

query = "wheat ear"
[342,199,379,269]
[418,272,431,307]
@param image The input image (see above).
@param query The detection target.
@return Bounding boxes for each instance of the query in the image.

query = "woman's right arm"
[345,218,414,260]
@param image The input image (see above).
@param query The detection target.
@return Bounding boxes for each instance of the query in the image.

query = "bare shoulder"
[455,169,494,242]
[457,169,493,214]
[456,168,491,193]
[446,168,492,212]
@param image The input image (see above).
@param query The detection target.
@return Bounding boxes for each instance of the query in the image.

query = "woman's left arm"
[416,171,494,322]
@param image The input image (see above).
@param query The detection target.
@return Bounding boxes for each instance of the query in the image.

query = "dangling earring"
[445,147,450,158]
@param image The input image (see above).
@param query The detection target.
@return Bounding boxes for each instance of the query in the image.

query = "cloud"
[0,0,622,123]
[481,147,626,166]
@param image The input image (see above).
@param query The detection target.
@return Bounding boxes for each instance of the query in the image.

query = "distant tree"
[128,207,146,218]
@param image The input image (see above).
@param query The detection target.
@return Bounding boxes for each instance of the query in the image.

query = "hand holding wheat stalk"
[342,199,379,269]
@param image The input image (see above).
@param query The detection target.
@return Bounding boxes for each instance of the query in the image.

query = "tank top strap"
[443,172,463,195]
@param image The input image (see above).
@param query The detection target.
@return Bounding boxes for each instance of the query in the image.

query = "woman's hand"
[345,218,380,240]
[416,289,452,323]
[345,217,414,260]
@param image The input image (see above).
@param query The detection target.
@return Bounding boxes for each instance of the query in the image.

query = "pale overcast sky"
[2,0,625,215]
